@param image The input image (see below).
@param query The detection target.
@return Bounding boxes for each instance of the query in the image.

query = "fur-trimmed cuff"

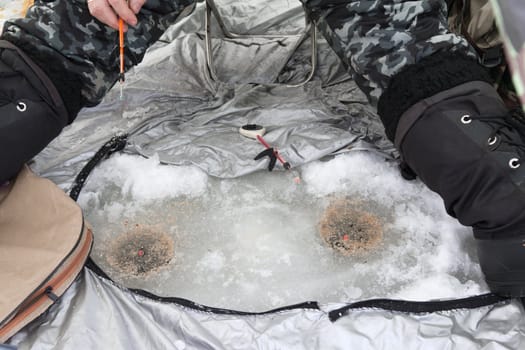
[377,51,492,142]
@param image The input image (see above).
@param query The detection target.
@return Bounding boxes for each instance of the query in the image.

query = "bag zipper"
[0,227,92,338]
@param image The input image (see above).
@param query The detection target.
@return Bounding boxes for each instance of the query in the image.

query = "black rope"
[69,134,128,201]
[69,134,128,282]
[85,249,320,315]
[66,133,320,315]
[68,134,512,319]
[328,293,510,322]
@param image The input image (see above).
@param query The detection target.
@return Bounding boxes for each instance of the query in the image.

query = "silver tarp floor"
[7,1,525,349]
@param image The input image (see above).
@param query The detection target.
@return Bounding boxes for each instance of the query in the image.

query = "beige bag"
[0,166,92,342]
[448,0,502,55]
[448,0,520,107]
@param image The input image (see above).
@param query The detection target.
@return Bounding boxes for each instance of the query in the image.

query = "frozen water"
[80,151,488,312]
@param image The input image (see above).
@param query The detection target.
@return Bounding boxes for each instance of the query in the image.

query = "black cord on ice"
[67,134,513,319]
[69,134,128,201]
[328,293,510,322]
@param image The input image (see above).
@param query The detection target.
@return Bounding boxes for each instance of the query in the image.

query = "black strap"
[69,134,128,201]
[329,293,510,322]
[69,134,514,319]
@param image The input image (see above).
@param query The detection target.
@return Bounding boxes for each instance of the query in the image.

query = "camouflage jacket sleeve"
[300,0,491,142]
[301,0,476,106]
[1,0,195,122]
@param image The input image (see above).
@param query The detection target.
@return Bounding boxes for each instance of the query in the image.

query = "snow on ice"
[79,151,488,312]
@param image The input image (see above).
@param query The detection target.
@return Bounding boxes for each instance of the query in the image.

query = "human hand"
[87,0,146,31]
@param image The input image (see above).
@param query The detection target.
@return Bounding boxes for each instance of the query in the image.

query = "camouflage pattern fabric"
[491,0,525,110]
[300,0,476,106]
[1,0,195,108]
[0,0,488,111]
[448,0,502,52]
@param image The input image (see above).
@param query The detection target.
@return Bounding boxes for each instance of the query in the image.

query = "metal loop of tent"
[204,0,317,87]
[67,134,517,321]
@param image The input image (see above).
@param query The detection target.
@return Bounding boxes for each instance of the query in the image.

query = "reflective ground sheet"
[10,269,525,350]
[5,1,525,349]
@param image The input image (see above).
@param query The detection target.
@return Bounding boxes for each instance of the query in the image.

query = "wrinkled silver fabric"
[30,0,391,186]
[10,269,525,349]
[7,1,525,349]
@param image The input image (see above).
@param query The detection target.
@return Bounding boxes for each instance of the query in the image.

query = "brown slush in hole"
[319,198,383,255]
[107,223,175,276]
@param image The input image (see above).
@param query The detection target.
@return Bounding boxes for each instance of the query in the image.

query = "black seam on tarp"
[70,135,321,316]
[130,287,319,316]
[69,134,128,202]
[85,255,319,315]
[71,134,512,320]
[328,294,509,322]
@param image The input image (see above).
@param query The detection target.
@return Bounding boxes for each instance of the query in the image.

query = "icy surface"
[80,151,488,312]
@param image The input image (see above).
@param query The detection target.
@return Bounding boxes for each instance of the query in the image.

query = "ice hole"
[80,151,487,311]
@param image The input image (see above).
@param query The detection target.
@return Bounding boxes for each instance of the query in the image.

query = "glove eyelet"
[16,101,27,112]
[488,136,498,145]
[460,114,472,124]
[509,158,520,169]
